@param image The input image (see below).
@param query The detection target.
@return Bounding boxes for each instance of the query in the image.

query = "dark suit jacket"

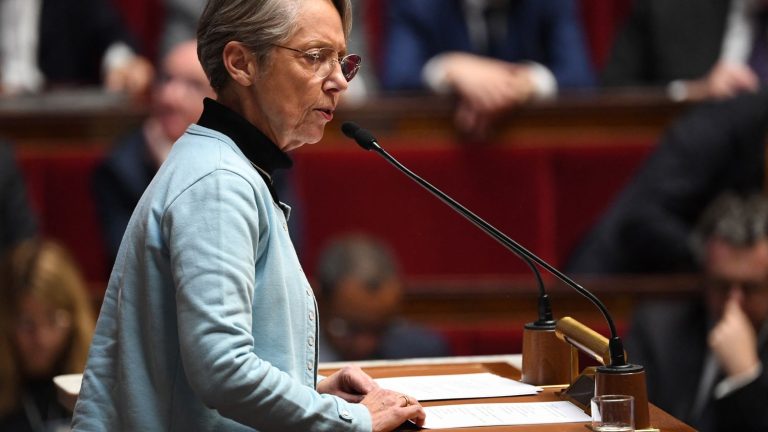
[566,90,768,275]
[92,129,157,263]
[380,0,594,91]
[627,300,768,432]
[38,0,137,87]
[0,142,37,253]
[602,0,731,86]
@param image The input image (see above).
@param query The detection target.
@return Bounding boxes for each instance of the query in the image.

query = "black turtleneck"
[197,98,292,205]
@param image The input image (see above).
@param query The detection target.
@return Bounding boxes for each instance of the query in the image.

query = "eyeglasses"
[273,45,362,82]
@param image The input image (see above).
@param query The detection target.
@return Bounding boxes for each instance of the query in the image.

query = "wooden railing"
[2,87,687,150]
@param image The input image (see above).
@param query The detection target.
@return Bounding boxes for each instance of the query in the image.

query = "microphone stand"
[342,122,652,429]
[341,122,573,385]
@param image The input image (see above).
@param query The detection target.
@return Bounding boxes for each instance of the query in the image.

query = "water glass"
[590,394,635,431]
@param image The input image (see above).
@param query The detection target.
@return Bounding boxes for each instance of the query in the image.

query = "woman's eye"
[305,51,323,62]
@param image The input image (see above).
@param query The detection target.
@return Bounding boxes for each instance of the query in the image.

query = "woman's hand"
[361,388,426,432]
[316,365,377,402]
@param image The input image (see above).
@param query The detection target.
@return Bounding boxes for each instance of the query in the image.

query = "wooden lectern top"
[319,356,695,432]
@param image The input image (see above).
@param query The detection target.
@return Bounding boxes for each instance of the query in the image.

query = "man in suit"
[626,193,768,432]
[380,0,593,136]
[603,0,767,101]
[315,234,451,362]
[566,90,768,275]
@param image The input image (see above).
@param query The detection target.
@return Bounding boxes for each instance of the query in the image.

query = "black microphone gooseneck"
[340,122,554,327]
[341,121,626,368]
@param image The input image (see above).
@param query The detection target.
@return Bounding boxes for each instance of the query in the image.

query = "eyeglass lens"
[310,49,361,82]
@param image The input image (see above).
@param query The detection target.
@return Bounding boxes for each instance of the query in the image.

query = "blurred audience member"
[0,142,36,253]
[380,0,594,136]
[92,39,214,262]
[603,0,768,101]
[627,193,768,432]
[315,234,451,362]
[0,0,154,95]
[0,239,95,432]
[567,90,768,275]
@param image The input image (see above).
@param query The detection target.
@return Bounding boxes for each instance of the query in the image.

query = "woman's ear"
[222,41,258,87]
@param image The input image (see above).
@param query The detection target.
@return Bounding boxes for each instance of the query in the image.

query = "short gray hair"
[197,0,352,92]
[691,192,768,265]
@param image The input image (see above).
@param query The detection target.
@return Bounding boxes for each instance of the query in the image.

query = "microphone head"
[341,121,360,138]
[341,121,378,151]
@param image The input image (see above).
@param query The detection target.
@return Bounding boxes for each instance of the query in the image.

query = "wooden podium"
[320,355,695,432]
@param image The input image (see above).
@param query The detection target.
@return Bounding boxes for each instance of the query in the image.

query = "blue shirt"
[72,100,372,431]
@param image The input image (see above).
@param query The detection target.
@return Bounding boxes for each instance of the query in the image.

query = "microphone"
[341,121,555,328]
[342,123,572,384]
[341,122,377,150]
[341,121,652,428]
[341,120,625,362]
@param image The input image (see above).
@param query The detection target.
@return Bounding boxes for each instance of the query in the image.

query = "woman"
[72,0,425,431]
[0,239,95,431]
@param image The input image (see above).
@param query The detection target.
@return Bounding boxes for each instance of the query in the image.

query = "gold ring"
[400,394,410,407]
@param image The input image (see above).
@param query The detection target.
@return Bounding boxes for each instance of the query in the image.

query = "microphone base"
[595,364,651,430]
[521,323,577,386]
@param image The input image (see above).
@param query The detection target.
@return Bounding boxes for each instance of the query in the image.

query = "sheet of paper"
[421,401,592,429]
[374,372,541,401]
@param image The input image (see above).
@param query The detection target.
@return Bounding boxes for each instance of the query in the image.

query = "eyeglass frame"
[272,44,362,82]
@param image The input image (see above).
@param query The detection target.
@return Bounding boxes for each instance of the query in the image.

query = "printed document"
[374,372,541,401]
[421,401,591,429]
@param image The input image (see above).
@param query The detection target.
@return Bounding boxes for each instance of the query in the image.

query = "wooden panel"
[319,360,695,431]
[2,88,685,150]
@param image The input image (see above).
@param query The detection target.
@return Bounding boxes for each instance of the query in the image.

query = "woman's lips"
[316,108,333,121]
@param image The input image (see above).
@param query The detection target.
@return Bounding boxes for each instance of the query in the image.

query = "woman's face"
[13,294,72,377]
[247,0,350,152]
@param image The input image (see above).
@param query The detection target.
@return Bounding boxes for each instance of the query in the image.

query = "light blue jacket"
[72,123,372,431]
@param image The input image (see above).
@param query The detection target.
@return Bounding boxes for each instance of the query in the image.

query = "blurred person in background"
[92,39,215,263]
[380,0,594,137]
[0,142,36,254]
[0,0,153,95]
[0,239,95,432]
[316,234,451,362]
[627,192,768,432]
[603,0,768,101]
[567,90,768,275]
